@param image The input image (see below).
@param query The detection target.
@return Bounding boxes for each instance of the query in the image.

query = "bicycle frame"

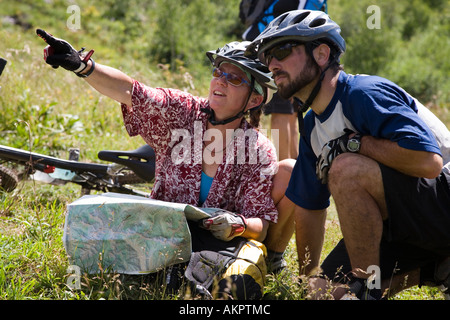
[0,144,155,196]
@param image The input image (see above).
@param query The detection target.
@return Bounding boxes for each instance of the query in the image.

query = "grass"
[0,4,448,301]
[0,181,446,300]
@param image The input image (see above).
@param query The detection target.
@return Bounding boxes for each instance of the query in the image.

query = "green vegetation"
[0,0,448,300]
[334,0,450,113]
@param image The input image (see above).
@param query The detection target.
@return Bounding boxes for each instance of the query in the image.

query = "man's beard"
[275,57,321,100]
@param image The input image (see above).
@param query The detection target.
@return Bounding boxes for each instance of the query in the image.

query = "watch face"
[348,139,360,152]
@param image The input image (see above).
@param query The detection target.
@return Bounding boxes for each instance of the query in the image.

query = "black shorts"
[263,92,298,115]
[321,164,450,282]
[380,164,450,254]
[321,238,445,283]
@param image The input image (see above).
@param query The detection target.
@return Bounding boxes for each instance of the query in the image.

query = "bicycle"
[0,143,155,196]
[0,57,155,197]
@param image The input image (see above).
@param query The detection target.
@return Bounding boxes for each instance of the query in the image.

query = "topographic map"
[63,193,212,274]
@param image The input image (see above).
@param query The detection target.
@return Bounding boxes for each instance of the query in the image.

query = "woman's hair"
[249,106,262,128]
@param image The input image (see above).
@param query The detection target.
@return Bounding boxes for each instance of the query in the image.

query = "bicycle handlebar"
[0,145,109,175]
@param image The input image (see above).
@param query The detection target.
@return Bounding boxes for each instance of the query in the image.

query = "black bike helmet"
[204,41,276,125]
[246,10,345,63]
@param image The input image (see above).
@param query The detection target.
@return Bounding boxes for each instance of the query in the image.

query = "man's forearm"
[359,135,443,178]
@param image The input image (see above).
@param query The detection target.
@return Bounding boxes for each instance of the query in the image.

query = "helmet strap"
[296,41,339,113]
[203,77,259,126]
[297,62,331,113]
[296,43,338,135]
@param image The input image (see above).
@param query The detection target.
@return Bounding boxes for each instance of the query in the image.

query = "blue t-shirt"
[286,71,444,210]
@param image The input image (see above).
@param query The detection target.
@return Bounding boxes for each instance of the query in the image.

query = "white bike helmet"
[246,10,345,115]
[246,9,345,63]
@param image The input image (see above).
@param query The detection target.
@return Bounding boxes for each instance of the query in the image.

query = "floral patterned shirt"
[121,80,278,223]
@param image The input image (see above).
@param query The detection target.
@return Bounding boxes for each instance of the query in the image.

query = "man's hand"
[316,129,354,184]
[201,210,247,241]
[36,29,92,74]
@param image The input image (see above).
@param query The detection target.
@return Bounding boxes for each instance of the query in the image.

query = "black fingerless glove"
[36,28,94,77]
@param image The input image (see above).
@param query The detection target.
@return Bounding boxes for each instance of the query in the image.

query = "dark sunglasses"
[212,68,250,87]
[263,42,301,66]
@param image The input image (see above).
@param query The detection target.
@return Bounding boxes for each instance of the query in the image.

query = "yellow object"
[221,240,267,298]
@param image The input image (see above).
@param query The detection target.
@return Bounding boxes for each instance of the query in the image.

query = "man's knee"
[328,153,386,213]
[328,153,368,188]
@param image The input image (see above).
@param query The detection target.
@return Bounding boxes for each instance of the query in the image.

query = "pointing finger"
[36,29,57,46]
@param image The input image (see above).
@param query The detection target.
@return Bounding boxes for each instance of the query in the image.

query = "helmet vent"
[290,11,310,25]
[309,18,326,28]
[275,12,289,26]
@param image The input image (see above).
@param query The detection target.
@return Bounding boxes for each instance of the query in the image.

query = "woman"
[37,29,295,271]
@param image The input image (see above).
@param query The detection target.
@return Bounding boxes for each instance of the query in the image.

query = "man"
[239,0,328,160]
[246,10,450,299]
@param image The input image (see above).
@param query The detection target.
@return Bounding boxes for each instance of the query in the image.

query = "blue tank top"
[199,171,214,205]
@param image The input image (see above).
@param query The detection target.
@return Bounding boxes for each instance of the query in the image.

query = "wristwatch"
[347,133,362,153]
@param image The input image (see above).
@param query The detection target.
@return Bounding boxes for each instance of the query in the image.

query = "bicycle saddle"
[98,144,156,182]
